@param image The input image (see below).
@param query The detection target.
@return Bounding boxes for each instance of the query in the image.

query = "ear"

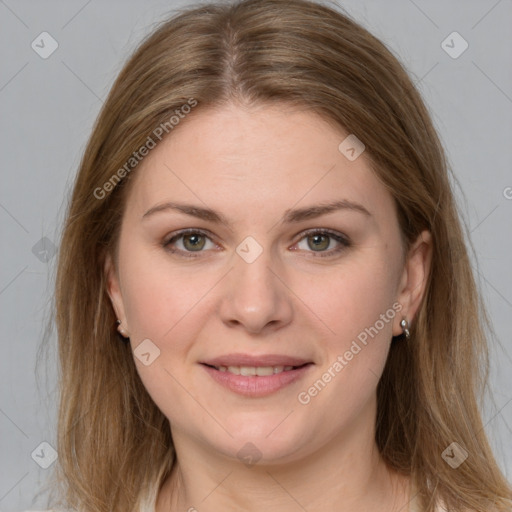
[393,229,433,336]
[104,253,128,331]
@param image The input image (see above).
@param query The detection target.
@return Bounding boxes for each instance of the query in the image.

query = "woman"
[34,0,512,510]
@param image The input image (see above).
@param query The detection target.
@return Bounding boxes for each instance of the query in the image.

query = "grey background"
[0,0,511,510]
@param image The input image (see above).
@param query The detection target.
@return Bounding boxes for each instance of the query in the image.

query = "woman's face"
[106,102,430,465]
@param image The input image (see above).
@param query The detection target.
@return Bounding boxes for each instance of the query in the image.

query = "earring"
[116,319,130,343]
[400,318,410,339]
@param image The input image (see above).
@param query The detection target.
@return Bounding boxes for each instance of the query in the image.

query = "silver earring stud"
[400,318,410,339]
[116,319,129,341]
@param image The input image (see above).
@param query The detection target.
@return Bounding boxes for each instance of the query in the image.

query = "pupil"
[309,234,328,251]
[185,234,204,251]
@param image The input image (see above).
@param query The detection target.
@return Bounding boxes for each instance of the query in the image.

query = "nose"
[218,243,294,334]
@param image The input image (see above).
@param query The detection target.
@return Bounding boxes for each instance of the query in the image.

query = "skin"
[105,102,432,511]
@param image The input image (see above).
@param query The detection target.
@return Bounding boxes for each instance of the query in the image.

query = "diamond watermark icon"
[237,442,262,468]
[236,236,263,264]
[441,442,468,469]
[134,338,161,366]
[31,441,58,469]
[31,31,59,59]
[338,134,365,161]
[441,31,468,59]
[32,236,57,262]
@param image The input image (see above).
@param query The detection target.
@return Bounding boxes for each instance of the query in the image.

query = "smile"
[210,364,298,375]
[200,362,313,397]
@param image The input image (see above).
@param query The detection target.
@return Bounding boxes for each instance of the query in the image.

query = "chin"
[206,418,312,465]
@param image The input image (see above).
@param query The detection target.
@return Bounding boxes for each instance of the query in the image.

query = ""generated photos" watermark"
[93,98,198,200]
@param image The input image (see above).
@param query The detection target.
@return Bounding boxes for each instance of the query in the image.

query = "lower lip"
[201,364,313,397]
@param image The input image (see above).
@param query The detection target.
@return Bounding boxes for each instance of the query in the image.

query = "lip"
[200,358,314,398]
[200,353,313,367]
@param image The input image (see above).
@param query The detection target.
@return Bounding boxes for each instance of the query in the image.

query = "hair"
[47,0,512,511]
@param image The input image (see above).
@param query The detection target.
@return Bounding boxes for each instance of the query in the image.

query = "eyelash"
[162,228,351,259]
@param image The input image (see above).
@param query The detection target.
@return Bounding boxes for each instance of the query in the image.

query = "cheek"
[118,248,210,421]
[303,249,400,401]
[314,252,400,349]
[118,241,209,343]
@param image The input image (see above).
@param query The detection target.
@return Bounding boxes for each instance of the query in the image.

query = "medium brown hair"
[48,0,512,510]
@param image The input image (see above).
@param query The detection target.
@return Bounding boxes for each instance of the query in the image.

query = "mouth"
[201,362,311,375]
[199,362,314,397]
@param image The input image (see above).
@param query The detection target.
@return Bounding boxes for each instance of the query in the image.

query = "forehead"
[124,103,395,225]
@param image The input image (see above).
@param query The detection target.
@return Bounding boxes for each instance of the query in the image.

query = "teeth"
[215,365,297,375]
[227,366,240,375]
[240,366,255,376]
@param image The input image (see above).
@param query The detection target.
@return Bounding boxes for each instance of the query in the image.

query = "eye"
[293,229,351,258]
[162,228,351,259]
[163,229,217,257]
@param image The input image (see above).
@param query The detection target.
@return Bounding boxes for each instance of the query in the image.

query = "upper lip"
[200,353,313,367]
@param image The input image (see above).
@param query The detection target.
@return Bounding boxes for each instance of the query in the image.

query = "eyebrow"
[142,199,371,226]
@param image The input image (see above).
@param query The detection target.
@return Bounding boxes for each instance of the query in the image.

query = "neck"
[156,401,411,511]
